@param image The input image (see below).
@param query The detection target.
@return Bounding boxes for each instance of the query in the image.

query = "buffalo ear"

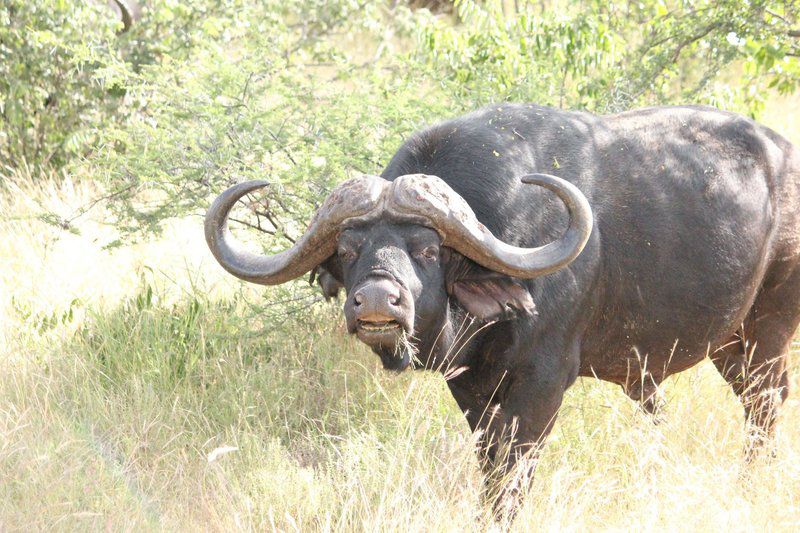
[443,249,535,322]
[309,256,344,301]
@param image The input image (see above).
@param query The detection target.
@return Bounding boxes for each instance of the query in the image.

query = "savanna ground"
[2,1,800,531]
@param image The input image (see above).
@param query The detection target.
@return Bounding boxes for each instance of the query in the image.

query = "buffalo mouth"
[354,319,413,372]
[355,318,405,346]
[357,319,402,333]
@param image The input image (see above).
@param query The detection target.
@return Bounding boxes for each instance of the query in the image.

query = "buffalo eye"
[338,246,357,263]
[413,245,439,263]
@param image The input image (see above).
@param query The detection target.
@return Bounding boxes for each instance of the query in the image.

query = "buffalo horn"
[205,172,592,285]
[204,176,387,285]
[386,173,593,278]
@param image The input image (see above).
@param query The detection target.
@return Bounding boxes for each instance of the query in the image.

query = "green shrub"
[418,0,800,113]
[0,1,121,170]
[80,1,449,246]
[8,1,797,246]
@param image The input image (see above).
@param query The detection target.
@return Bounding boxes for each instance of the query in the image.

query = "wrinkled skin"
[312,104,800,515]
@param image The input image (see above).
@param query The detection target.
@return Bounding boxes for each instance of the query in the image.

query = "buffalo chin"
[375,346,412,372]
[354,330,413,372]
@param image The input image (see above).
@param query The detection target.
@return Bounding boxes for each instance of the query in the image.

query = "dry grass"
[1,98,800,531]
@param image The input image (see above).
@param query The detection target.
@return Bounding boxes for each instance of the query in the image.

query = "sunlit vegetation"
[1,0,799,530]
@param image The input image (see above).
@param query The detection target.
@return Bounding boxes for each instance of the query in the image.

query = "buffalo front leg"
[621,372,665,423]
[447,362,573,520]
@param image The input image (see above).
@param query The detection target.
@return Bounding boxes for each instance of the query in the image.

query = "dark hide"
[318,104,800,514]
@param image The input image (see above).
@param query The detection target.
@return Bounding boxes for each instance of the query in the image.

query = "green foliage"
[83,1,451,245]
[0,0,227,172]
[418,0,800,112]
[3,0,799,242]
[72,279,455,447]
[0,1,121,170]
[10,295,82,334]
[608,0,800,114]
[419,0,616,107]
[87,0,800,245]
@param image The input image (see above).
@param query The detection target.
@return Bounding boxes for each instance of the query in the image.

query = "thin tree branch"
[63,183,137,226]
[229,217,276,235]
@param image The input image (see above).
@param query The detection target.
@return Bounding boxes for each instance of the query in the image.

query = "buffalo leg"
[447,356,576,519]
[710,273,799,458]
[621,372,665,422]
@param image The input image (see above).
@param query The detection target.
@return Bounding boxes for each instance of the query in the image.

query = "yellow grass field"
[1,98,799,531]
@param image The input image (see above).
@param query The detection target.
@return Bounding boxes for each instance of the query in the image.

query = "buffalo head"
[205,174,592,371]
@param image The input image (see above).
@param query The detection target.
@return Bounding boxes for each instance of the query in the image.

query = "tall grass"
[2,99,800,530]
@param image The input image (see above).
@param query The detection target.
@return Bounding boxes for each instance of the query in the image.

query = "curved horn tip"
[204,178,343,286]
[519,173,592,212]
[111,0,142,33]
[520,171,594,248]
[204,180,270,241]
[223,179,270,196]
[520,172,576,188]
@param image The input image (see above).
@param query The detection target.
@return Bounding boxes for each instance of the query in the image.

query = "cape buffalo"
[205,104,800,514]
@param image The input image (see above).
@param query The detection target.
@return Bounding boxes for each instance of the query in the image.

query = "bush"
[0,1,122,170]
[5,0,798,246]
[419,0,800,112]
[78,1,450,246]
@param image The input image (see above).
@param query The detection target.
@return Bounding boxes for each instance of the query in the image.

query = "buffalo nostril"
[389,294,400,306]
[354,293,364,306]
